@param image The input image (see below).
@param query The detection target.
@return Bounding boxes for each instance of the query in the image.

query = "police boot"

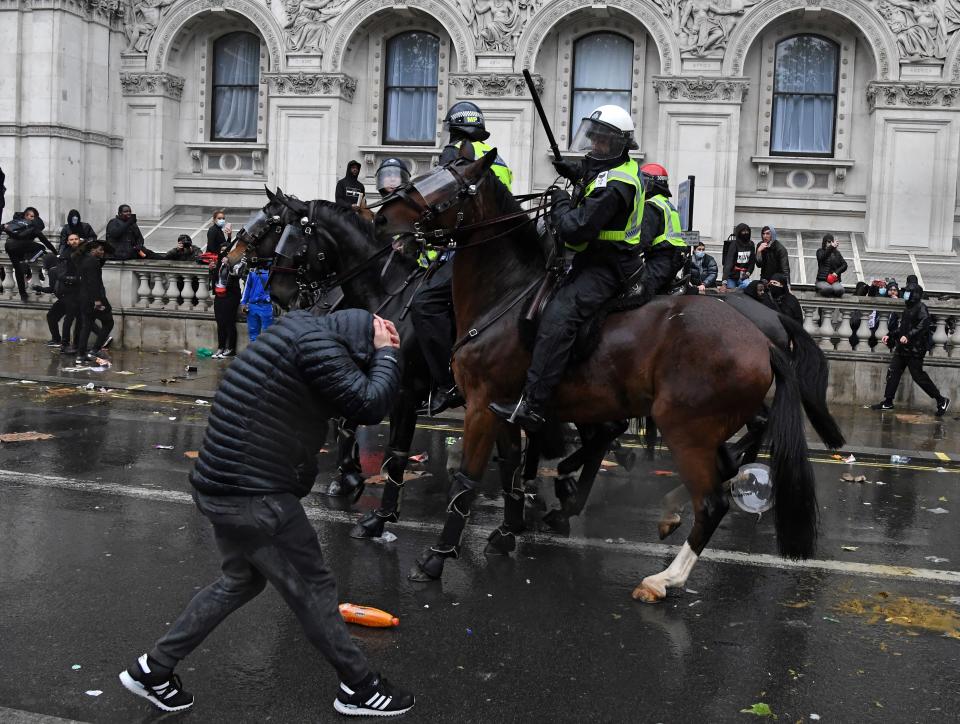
[488,398,545,434]
[429,384,465,415]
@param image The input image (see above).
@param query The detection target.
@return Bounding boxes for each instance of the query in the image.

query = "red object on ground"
[339,603,400,628]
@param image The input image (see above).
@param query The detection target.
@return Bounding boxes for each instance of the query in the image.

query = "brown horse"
[376,150,844,601]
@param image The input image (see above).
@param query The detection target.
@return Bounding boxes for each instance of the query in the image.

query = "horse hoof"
[484,527,516,556]
[327,473,365,503]
[657,514,682,540]
[631,580,666,603]
[349,511,385,539]
[541,509,571,536]
[408,550,445,581]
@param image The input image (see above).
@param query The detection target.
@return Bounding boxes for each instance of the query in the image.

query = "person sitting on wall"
[106,204,159,260]
[165,234,200,261]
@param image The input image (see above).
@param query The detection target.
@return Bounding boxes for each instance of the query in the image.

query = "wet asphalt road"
[1,383,959,723]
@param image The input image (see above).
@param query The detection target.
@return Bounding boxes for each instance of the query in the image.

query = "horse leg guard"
[542,474,578,535]
[408,472,478,581]
[349,449,407,539]
[327,423,365,501]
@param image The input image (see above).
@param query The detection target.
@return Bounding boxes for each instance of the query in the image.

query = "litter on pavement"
[0,431,55,442]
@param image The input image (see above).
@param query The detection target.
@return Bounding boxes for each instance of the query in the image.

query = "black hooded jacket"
[3,209,54,251]
[888,285,932,357]
[723,223,756,281]
[106,213,145,260]
[190,309,400,498]
[59,209,97,254]
[335,161,365,208]
[815,247,848,282]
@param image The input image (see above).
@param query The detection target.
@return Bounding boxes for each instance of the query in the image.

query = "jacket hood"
[67,209,81,223]
[345,160,361,174]
[762,225,778,242]
[735,222,751,238]
[903,283,923,306]
[324,308,375,367]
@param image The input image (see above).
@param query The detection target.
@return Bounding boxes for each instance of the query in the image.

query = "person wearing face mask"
[59,209,97,255]
[684,241,718,292]
[767,272,803,322]
[206,210,232,254]
[870,281,949,416]
[722,223,755,289]
[815,234,847,297]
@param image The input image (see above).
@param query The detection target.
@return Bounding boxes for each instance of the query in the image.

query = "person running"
[117,309,415,717]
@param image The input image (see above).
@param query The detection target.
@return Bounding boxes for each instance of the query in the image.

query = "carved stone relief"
[124,0,176,52]
[866,80,960,108]
[282,0,347,55]
[263,71,357,99]
[448,72,543,97]
[119,70,185,99]
[456,0,545,53]
[653,0,757,57]
[652,74,750,102]
[873,0,948,60]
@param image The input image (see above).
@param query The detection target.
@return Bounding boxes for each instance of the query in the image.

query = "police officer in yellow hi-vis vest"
[411,101,513,415]
[489,105,645,433]
[636,162,688,301]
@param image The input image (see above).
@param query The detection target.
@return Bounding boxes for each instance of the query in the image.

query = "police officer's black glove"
[552,159,582,182]
[550,188,571,226]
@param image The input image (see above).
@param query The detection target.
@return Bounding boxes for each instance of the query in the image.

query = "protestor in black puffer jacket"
[119,308,417,719]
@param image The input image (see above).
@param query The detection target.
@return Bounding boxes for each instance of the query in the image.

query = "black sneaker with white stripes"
[118,654,194,712]
[334,672,415,717]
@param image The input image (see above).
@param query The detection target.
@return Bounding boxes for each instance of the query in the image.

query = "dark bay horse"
[376,150,845,601]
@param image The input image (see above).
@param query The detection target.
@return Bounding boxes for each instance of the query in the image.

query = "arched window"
[212,31,260,141]
[384,32,440,145]
[771,35,839,156]
[571,33,633,134]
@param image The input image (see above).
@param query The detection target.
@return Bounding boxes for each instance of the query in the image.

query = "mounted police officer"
[489,104,649,433]
[375,157,411,198]
[636,162,688,301]
[411,101,513,415]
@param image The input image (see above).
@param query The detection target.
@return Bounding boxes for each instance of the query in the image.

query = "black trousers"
[525,246,642,407]
[410,260,455,388]
[4,237,47,298]
[883,354,942,403]
[637,245,686,303]
[214,291,240,351]
[150,492,370,685]
[77,301,114,355]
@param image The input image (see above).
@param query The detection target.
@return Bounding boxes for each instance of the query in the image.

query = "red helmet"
[640,163,669,186]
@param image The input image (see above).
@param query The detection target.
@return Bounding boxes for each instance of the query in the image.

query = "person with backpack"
[31,232,85,351]
[3,206,56,302]
[870,281,949,416]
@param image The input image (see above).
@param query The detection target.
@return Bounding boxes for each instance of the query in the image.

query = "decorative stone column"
[119,71,186,218]
[652,76,750,241]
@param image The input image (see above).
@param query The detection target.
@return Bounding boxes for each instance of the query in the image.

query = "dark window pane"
[384,32,439,144]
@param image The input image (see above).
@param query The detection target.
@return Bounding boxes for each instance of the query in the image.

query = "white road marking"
[3,469,959,586]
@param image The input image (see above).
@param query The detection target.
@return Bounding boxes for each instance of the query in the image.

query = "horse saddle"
[716,291,789,349]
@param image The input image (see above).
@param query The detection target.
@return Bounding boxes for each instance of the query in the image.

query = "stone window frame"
[554,21,646,152]
[195,24,268,146]
[755,24,854,162]
[751,23,857,195]
[365,17,451,149]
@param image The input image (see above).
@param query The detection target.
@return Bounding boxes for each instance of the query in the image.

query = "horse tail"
[779,314,846,450]
[768,346,819,560]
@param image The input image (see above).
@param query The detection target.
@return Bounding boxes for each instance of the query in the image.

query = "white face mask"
[70,216,79,225]
[694,250,705,259]
[216,218,226,227]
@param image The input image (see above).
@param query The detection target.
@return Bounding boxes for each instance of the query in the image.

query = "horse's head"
[375,146,499,257]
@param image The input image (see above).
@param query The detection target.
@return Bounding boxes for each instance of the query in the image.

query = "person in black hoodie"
[31,231,86,350]
[334,160,364,209]
[755,225,790,281]
[117,309,416,718]
[723,223,756,289]
[870,281,949,416]
[767,272,804,322]
[75,239,115,364]
[59,209,97,254]
[3,206,56,302]
[815,233,848,297]
[106,204,158,260]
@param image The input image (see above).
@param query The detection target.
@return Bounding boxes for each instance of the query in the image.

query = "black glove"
[552,158,582,182]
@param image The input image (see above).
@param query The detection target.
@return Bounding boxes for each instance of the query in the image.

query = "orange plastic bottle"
[339,603,400,628]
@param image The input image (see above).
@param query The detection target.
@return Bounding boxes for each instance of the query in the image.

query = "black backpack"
[55,254,82,295]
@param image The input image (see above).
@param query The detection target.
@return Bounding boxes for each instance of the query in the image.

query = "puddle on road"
[836,592,960,639]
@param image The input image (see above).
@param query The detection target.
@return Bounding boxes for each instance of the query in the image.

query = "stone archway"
[325,0,474,73]
[944,30,960,82]
[515,0,680,75]
[722,0,898,80]
[147,0,285,72]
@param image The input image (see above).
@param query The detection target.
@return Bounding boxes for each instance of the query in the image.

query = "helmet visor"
[570,118,628,162]
[376,167,408,196]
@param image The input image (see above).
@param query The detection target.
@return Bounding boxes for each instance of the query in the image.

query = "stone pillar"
[864,82,960,252]
[119,71,185,218]
[652,77,749,241]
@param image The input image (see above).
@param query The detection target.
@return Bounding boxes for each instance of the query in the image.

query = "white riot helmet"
[570,105,638,162]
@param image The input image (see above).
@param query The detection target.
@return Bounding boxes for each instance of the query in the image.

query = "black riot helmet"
[444,101,490,142]
[376,157,411,197]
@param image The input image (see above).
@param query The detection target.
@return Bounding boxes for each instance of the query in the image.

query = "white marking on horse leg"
[641,542,700,597]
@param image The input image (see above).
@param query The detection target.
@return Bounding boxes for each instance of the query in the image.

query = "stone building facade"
[3,0,960,251]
